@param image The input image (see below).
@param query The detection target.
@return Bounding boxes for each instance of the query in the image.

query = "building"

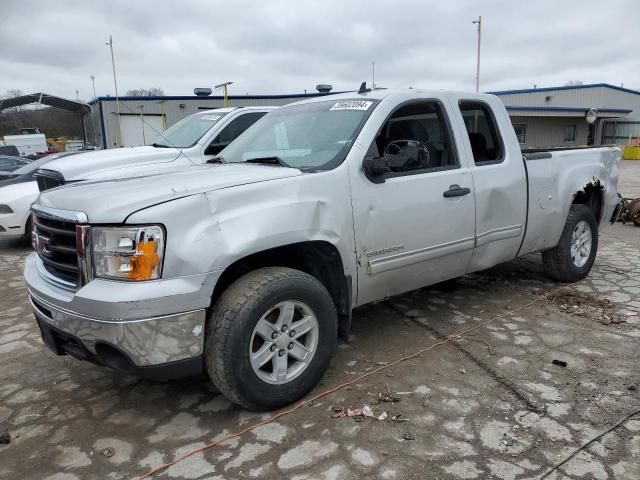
[83,83,640,150]
[84,92,338,149]
[490,83,640,149]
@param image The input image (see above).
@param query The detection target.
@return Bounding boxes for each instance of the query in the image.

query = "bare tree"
[3,89,23,111]
[125,88,164,97]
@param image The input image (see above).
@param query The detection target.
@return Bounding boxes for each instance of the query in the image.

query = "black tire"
[205,267,337,410]
[23,216,32,245]
[629,202,640,227]
[542,204,598,282]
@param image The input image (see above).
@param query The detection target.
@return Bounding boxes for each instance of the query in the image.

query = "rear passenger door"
[457,100,528,272]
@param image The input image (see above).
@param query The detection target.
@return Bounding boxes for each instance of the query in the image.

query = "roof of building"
[505,105,632,113]
[90,91,347,104]
[490,83,640,97]
[0,93,92,115]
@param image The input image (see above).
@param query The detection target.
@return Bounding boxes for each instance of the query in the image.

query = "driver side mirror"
[204,141,231,156]
[363,140,429,183]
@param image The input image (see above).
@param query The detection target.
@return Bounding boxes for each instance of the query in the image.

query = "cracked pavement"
[1,160,640,480]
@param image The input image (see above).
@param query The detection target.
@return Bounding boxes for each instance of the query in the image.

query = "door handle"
[443,184,471,198]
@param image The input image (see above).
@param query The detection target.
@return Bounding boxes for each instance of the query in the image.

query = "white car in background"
[35,107,274,191]
[0,153,78,240]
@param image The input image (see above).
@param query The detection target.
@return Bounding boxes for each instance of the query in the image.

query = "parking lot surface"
[1,162,639,480]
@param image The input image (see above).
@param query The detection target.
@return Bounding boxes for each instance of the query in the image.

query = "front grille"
[35,169,66,192]
[33,214,79,286]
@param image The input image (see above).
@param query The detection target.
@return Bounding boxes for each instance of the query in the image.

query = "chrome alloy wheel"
[249,301,319,385]
[570,220,592,268]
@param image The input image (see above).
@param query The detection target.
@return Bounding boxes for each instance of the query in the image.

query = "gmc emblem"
[32,231,52,257]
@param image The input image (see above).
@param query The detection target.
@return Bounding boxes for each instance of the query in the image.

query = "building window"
[513,124,527,144]
[564,124,577,143]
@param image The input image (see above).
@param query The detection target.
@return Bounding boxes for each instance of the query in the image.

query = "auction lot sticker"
[330,100,373,111]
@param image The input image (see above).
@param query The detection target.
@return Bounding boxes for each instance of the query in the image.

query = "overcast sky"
[1,0,638,100]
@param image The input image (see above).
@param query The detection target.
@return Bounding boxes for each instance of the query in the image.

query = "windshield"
[12,156,53,175]
[151,111,228,148]
[220,99,378,170]
[0,156,28,171]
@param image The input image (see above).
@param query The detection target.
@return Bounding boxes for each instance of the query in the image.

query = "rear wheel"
[542,204,598,282]
[205,267,337,410]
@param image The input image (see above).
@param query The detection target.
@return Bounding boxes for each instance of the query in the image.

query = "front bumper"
[25,253,218,374]
[0,212,25,237]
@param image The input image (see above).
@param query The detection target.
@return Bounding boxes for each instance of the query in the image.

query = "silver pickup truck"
[34,106,273,190]
[25,88,621,410]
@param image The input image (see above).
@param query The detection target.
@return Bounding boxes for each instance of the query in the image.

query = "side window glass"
[210,112,266,147]
[459,101,503,164]
[367,101,459,175]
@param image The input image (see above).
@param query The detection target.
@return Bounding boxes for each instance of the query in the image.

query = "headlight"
[0,205,13,214]
[92,225,165,281]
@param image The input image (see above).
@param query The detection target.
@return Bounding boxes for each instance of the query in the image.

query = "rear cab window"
[459,101,504,165]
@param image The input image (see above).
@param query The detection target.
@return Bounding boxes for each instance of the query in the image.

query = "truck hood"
[36,163,302,223]
[41,146,191,181]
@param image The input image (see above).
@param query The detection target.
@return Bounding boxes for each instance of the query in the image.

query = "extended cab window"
[368,101,459,174]
[459,101,503,164]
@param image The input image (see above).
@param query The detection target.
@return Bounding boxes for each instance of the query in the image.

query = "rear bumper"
[611,197,624,223]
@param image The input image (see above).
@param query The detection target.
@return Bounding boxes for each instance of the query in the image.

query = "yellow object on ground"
[623,146,640,160]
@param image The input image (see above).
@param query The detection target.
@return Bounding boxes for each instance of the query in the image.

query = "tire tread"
[542,204,598,282]
[205,267,336,410]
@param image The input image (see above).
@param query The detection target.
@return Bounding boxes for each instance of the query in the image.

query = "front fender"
[126,170,356,284]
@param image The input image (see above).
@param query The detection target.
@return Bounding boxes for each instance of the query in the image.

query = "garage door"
[119,115,164,147]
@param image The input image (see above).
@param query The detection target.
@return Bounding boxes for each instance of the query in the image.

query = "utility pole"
[372,61,376,89]
[90,75,96,99]
[215,81,233,107]
[105,35,122,146]
[473,16,482,93]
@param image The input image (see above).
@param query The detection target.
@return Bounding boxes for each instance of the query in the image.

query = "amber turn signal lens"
[127,240,160,280]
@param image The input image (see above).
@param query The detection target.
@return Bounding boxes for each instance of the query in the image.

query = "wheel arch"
[572,180,604,224]
[210,241,352,340]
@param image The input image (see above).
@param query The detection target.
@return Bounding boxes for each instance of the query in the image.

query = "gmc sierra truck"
[25,88,621,410]
[34,106,274,190]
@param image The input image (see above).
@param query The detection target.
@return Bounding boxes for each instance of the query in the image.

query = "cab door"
[350,99,476,306]
[456,99,528,272]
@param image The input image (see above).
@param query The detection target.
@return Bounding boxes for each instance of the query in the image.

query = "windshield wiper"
[151,142,173,148]
[245,156,290,167]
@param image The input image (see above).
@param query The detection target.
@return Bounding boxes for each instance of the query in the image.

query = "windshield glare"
[151,111,228,148]
[220,99,377,170]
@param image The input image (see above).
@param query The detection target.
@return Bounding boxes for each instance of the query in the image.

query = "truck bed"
[519,146,620,256]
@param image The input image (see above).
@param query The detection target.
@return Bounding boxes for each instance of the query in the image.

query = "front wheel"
[542,204,598,282]
[205,267,338,410]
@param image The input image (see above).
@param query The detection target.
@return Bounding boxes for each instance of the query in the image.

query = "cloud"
[0,0,637,101]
